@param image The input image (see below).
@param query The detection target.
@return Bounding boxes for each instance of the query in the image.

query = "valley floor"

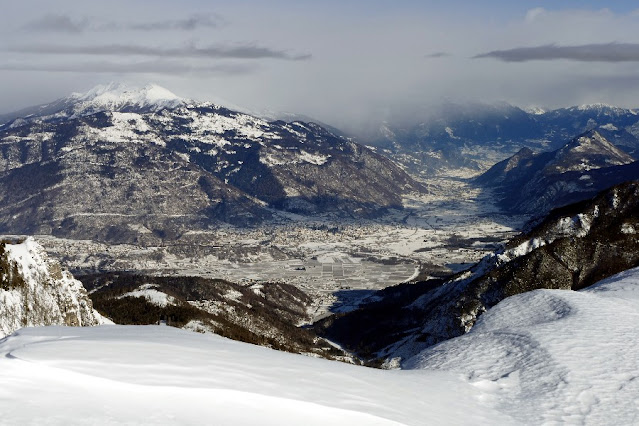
[34,177,527,318]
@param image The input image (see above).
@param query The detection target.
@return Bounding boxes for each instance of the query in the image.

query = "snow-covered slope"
[407,267,639,424]
[3,268,639,424]
[0,237,106,337]
[0,325,512,426]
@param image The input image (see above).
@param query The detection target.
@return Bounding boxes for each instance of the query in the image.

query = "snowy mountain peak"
[525,106,547,115]
[550,129,634,173]
[565,130,624,153]
[573,103,637,116]
[577,102,615,111]
[68,82,185,115]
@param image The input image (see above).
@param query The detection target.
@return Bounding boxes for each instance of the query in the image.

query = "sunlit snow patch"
[118,283,176,307]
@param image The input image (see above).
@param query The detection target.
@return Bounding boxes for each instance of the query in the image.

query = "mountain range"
[0,83,422,244]
[476,129,638,216]
[3,84,639,424]
[364,102,639,176]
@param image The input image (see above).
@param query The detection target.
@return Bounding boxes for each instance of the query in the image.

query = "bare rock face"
[0,237,106,337]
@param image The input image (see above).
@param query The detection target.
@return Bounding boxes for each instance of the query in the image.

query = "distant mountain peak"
[67,82,185,115]
[563,129,626,154]
[573,103,638,116]
[547,129,634,173]
[0,83,188,129]
[525,106,546,115]
[577,102,615,111]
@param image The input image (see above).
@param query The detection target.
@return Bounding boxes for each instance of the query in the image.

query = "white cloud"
[3,2,639,131]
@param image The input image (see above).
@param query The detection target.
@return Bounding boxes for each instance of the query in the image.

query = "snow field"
[3,249,639,424]
[407,267,639,424]
[0,326,511,426]
[118,283,176,307]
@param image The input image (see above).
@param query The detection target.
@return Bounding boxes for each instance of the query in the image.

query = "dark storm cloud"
[475,43,639,62]
[22,14,223,33]
[9,43,311,61]
[425,52,450,58]
[0,60,256,75]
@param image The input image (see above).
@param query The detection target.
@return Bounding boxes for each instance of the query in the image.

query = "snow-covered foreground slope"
[0,326,511,426]
[407,267,639,424]
[3,268,639,425]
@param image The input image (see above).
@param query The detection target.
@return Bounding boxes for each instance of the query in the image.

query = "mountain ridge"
[317,180,639,365]
[477,129,637,215]
[358,101,639,176]
[0,84,423,244]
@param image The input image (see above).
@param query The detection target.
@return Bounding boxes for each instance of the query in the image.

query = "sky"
[2,0,639,130]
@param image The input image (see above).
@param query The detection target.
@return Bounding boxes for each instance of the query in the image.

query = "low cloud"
[475,43,639,62]
[425,52,450,58]
[0,60,256,75]
[22,14,223,33]
[126,15,223,31]
[9,43,311,61]
[22,14,89,33]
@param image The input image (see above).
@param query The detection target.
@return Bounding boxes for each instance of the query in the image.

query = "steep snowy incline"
[407,267,639,425]
[0,325,513,426]
[0,237,107,337]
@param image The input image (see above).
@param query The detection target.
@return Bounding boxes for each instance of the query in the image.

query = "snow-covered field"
[0,326,509,426]
[3,268,639,424]
[407,267,639,424]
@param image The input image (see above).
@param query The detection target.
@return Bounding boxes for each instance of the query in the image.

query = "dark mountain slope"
[317,181,639,365]
[477,129,636,215]
[0,84,423,244]
[80,272,347,359]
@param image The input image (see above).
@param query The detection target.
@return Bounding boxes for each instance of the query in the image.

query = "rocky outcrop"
[0,237,106,337]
